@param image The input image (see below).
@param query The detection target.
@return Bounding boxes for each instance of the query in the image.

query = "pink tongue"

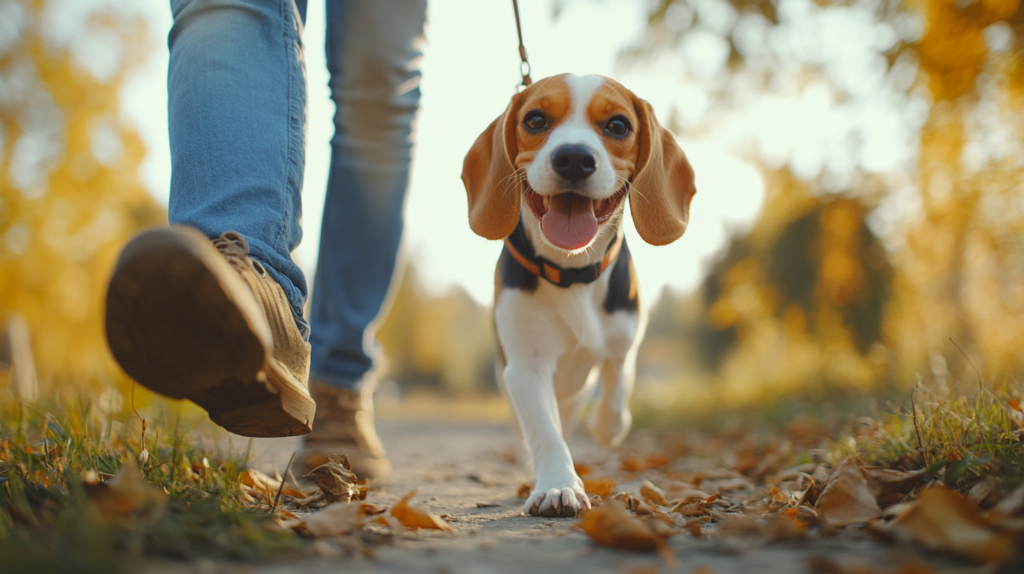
[541,193,598,250]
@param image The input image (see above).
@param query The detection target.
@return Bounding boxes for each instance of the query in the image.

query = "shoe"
[300,382,390,480]
[105,226,316,437]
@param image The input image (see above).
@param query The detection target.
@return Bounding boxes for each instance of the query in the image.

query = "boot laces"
[213,232,267,275]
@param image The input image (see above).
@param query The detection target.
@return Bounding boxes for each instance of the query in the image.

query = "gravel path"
[154,420,968,574]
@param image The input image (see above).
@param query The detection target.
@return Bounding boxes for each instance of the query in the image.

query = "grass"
[832,374,1024,494]
[634,366,1024,500]
[0,380,303,571]
[2,364,1022,571]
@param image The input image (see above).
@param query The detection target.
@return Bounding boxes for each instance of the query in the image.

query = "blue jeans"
[167,0,425,391]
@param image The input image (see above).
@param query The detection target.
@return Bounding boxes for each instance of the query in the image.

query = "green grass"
[831,375,1024,494]
[0,382,303,571]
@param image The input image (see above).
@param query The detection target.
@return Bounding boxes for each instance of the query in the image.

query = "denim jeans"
[167,0,425,391]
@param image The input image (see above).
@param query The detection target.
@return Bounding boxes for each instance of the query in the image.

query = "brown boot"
[300,382,390,480]
[105,227,316,437]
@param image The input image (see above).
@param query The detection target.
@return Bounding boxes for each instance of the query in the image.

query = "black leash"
[512,0,532,87]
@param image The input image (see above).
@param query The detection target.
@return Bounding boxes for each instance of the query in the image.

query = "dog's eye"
[605,117,631,137]
[524,112,547,132]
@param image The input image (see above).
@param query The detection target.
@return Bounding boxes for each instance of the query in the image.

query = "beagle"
[461,74,696,517]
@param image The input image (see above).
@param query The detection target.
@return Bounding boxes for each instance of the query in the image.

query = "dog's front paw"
[523,484,590,517]
[588,406,632,448]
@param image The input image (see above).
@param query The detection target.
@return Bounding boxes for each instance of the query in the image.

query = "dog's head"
[462,74,696,252]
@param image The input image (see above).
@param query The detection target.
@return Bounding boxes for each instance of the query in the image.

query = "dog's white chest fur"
[495,275,641,400]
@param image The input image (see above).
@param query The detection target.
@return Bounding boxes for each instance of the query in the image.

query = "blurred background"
[3,0,1024,423]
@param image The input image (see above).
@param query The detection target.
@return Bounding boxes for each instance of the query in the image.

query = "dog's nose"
[551,145,597,182]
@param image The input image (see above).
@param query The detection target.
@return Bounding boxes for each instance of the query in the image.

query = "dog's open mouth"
[525,186,626,251]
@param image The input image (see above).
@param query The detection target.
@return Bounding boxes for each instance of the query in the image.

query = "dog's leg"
[557,365,599,438]
[504,360,590,517]
[588,351,636,448]
[496,355,531,468]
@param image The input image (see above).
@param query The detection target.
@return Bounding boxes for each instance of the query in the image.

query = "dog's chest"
[495,274,639,362]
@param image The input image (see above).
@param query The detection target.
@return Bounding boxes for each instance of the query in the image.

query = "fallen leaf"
[576,502,674,563]
[880,487,1014,564]
[684,517,707,537]
[663,481,706,499]
[670,493,719,517]
[796,505,819,526]
[640,480,670,506]
[993,483,1024,516]
[362,502,386,515]
[574,462,593,477]
[285,502,366,538]
[808,558,937,574]
[242,468,304,499]
[702,477,752,492]
[620,453,646,472]
[861,467,925,508]
[83,460,165,518]
[646,454,671,469]
[303,454,367,503]
[390,490,454,531]
[967,477,1001,508]
[583,478,616,497]
[770,463,819,485]
[762,512,807,540]
[517,483,533,498]
[815,459,881,529]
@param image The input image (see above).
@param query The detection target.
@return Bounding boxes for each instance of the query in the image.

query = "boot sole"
[105,228,314,437]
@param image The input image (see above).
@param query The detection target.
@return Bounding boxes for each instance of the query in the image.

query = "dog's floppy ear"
[462,94,523,240]
[629,98,696,246]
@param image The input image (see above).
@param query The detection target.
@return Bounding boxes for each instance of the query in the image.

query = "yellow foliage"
[0,0,165,383]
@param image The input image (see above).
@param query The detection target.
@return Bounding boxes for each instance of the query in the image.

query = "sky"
[122,0,769,306]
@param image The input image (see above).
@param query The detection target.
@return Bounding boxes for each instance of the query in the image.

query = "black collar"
[503,219,624,288]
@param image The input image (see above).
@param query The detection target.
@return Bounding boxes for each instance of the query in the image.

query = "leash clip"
[512,0,533,89]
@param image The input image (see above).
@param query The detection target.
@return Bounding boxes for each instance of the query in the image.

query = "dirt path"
[157,420,966,574]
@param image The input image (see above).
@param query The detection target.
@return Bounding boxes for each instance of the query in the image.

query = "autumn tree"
[631,0,1024,390]
[0,0,165,385]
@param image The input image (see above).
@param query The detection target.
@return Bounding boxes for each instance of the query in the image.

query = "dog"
[461,74,696,517]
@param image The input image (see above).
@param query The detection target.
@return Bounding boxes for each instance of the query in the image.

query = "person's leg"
[105,0,316,438]
[301,0,427,478]
[167,0,310,335]
[309,0,427,389]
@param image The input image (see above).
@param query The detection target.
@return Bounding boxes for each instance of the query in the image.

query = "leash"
[512,0,532,87]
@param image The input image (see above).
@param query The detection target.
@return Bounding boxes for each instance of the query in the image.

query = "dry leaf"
[884,487,1014,564]
[241,468,303,499]
[646,454,671,469]
[816,459,881,528]
[583,478,616,497]
[762,512,807,540]
[285,502,366,538]
[83,460,165,518]
[303,454,367,503]
[390,490,454,531]
[808,558,937,574]
[993,484,1024,516]
[574,462,593,477]
[967,477,1001,508]
[517,483,533,498]
[670,493,719,517]
[640,480,670,506]
[861,467,925,508]
[702,477,752,492]
[576,502,673,558]
[620,453,646,472]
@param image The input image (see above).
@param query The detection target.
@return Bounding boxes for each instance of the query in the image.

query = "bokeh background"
[3,0,1024,423]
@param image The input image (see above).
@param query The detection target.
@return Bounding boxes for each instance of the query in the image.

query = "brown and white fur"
[461,74,696,517]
